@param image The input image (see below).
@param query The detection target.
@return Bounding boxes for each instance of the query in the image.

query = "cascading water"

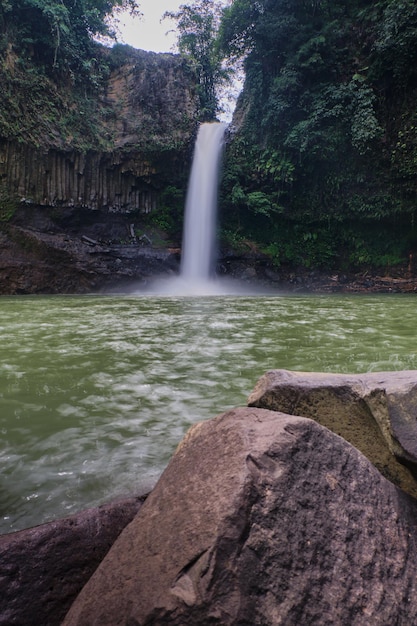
[180,122,228,283]
[144,120,254,295]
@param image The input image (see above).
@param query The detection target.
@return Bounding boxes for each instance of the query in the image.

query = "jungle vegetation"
[1,0,417,272]
[0,0,140,79]
[216,0,417,270]
[164,0,228,121]
[0,0,141,148]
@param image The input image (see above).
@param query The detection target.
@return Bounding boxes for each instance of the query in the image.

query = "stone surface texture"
[0,494,146,626]
[249,369,417,498]
[63,407,417,625]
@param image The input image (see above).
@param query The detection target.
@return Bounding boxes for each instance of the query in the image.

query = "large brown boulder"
[249,369,417,498]
[63,407,417,625]
[0,494,146,626]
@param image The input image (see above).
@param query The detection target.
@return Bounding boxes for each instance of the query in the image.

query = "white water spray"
[140,120,267,294]
[180,122,228,282]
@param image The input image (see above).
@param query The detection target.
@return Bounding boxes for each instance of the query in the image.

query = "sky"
[114,1,241,120]
[115,1,186,53]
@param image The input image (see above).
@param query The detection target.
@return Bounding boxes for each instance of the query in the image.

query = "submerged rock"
[63,407,417,625]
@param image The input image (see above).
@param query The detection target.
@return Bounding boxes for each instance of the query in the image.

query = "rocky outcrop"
[248,369,417,498]
[0,207,180,294]
[63,407,417,625]
[0,44,199,295]
[0,141,163,213]
[0,48,198,214]
[102,48,197,153]
[0,46,199,294]
[0,494,146,626]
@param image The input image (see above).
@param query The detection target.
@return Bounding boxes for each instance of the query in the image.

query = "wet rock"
[248,369,417,497]
[240,266,257,280]
[63,407,417,625]
[0,209,180,294]
[0,494,146,626]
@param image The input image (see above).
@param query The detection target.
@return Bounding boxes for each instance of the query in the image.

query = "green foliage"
[144,185,185,239]
[220,228,248,252]
[343,226,406,269]
[218,0,417,272]
[373,0,417,89]
[261,242,281,267]
[266,225,338,270]
[246,191,276,217]
[0,183,17,222]
[217,0,260,60]
[0,57,115,149]
[165,0,229,119]
[0,0,140,84]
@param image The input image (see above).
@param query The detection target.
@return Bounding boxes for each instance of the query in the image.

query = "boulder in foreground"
[63,407,417,625]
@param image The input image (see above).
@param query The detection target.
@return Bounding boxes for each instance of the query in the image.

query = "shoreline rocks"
[5,370,417,624]
[1,205,417,295]
[0,494,146,626]
[62,407,417,625]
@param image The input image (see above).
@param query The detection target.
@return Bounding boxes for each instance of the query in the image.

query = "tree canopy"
[165,0,229,120]
[0,0,140,80]
[217,0,417,270]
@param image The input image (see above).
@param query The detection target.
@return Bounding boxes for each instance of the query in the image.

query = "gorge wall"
[0,44,200,293]
[0,46,199,214]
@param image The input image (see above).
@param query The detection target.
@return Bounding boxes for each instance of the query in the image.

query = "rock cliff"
[0,45,199,293]
[0,46,198,213]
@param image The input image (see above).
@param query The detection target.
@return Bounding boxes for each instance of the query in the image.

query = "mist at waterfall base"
[141,122,263,296]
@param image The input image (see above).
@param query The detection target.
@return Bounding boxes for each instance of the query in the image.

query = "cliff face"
[0,45,199,294]
[103,49,198,153]
[1,142,180,214]
[0,47,199,214]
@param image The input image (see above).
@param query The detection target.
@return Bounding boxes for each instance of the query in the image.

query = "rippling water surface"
[2,293,417,533]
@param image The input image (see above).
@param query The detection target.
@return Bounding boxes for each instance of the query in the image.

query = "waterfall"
[180,122,228,282]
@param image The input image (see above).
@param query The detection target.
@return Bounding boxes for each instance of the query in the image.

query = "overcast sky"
[115,1,186,52]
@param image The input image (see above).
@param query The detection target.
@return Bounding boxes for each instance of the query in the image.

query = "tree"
[217,0,260,61]
[0,0,141,80]
[374,0,417,90]
[164,0,227,120]
[217,0,417,270]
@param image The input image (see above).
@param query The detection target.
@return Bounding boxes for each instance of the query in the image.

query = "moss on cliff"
[219,0,417,273]
[0,42,198,153]
[0,40,200,218]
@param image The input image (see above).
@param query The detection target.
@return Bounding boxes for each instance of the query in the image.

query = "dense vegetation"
[164,0,228,120]
[217,0,417,271]
[0,0,139,78]
[2,0,417,274]
[0,0,141,148]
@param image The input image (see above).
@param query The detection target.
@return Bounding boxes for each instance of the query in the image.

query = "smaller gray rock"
[248,369,417,497]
